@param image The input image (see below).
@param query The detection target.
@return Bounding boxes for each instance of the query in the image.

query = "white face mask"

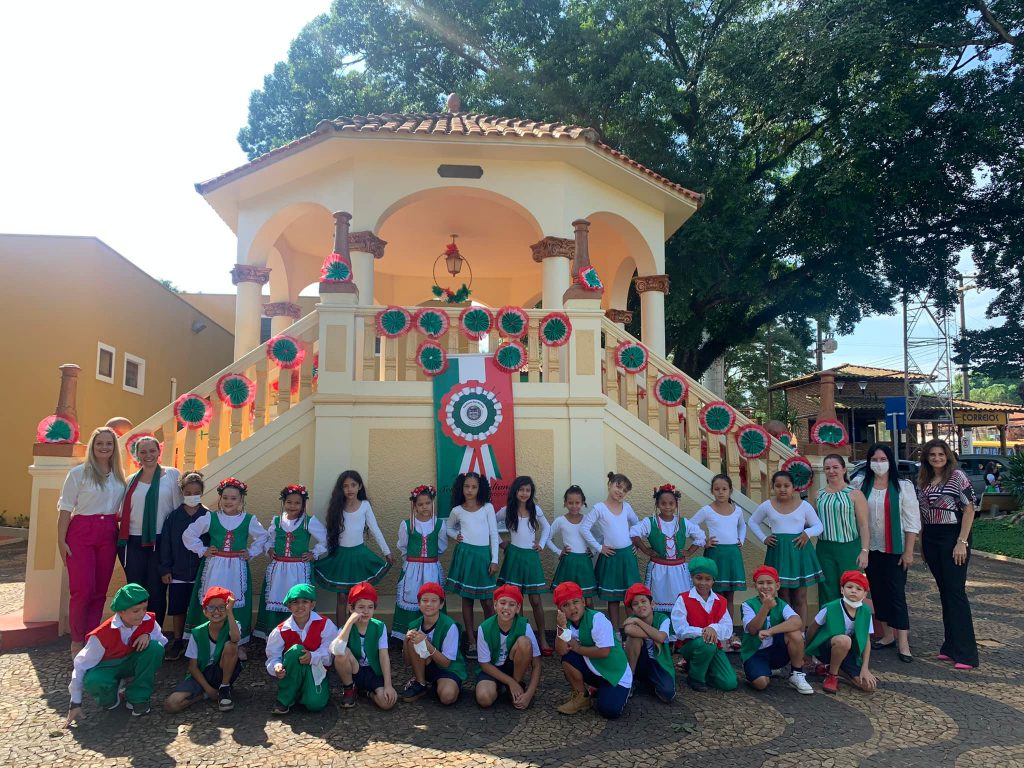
[842,596,864,609]
[870,460,889,475]
[183,495,202,507]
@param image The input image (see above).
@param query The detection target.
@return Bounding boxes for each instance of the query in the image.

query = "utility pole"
[958,273,973,400]
[766,329,774,418]
[815,321,824,371]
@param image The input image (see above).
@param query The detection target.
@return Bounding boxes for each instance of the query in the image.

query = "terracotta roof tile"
[768,363,932,391]
[197,112,704,205]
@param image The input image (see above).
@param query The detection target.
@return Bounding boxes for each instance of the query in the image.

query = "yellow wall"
[178,293,321,334]
[1,234,233,521]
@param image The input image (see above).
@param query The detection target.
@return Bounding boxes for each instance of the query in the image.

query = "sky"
[0,2,997,371]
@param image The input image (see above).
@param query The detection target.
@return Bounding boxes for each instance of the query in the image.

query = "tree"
[953,372,1024,405]
[725,317,815,422]
[241,0,1022,378]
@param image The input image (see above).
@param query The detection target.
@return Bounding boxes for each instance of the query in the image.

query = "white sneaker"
[788,670,814,695]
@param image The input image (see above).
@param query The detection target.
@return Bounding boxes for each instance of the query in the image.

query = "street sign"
[954,411,1008,427]
[884,397,908,430]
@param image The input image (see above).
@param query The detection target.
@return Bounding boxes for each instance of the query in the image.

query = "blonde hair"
[83,427,126,488]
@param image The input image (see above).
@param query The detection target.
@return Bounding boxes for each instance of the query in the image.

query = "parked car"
[956,454,1011,499]
[848,460,921,485]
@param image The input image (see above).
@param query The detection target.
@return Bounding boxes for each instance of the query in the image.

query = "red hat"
[417,582,445,602]
[840,570,869,591]
[201,586,234,608]
[552,582,584,607]
[347,581,378,607]
[493,584,524,606]
[752,565,780,584]
[623,583,652,608]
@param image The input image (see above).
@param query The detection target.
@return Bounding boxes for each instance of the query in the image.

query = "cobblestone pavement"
[2,543,1023,768]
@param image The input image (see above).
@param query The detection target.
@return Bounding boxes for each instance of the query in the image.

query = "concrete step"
[0,612,58,651]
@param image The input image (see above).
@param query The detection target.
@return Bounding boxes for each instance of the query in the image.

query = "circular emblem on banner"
[440,383,503,444]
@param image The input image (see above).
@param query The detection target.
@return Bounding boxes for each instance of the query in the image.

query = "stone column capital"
[605,308,634,325]
[263,301,302,320]
[231,264,271,286]
[530,236,575,263]
[633,274,670,294]
[349,231,387,259]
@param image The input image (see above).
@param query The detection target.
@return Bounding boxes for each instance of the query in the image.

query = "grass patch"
[971,518,1024,559]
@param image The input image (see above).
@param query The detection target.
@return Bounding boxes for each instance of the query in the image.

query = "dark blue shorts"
[173,660,243,696]
[353,665,385,693]
[743,635,791,681]
[562,650,629,719]
[167,582,195,616]
[425,661,463,699]
[477,658,516,686]
[634,651,676,702]
[818,638,862,677]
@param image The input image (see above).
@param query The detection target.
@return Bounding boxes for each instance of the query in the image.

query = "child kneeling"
[400,583,467,705]
[475,584,542,709]
[165,587,242,713]
[265,583,338,715]
[622,583,676,703]
[553,582,632,719]
[806,570,877,694]
[670,557,738,692]
[330,581,397,710]
[740,566,813,694]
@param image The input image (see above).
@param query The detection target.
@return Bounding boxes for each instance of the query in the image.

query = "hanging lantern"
[444,235,464,276]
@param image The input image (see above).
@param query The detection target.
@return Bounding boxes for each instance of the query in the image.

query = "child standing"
[393,485,448,640]
[806,570,878,694]
[740,566,814,694]
[330,582,398,710]
[690,474,747,650]
[159,471,209,660]
[547,486,598,606]
[622,583,676,704]
[497,476,553,655]
[255,485,328,639]
[670,557,738,692]
[183,478,267,647]
[400,583,467,705]
[581,471,641,628]
[631,484,705,617]
[445,472,499,658]
[66,583,167,725]
[475,584,542,710]
[314,470,393,622]
[265,583,338,715]
[164,586,242,713]
[748,470,825,625]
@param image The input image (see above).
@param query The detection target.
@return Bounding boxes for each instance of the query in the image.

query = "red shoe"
[822,673,839,694]
[814,663,829,677]
[541,647,554,657]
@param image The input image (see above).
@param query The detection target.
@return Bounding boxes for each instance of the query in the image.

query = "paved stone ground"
[2,541,1023,768]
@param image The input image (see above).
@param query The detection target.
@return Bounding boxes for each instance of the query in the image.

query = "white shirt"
[447,503,500,563]
[690,505,746,546]
[747,500,823,541]
[814,605,874,636]
[125,467,183,536]
[671,588,734,643]
[741,601,798,651]
[476,621,541,665]
[420,618,461,662]
[545,516,592,555]
[849,476,921,550]
[641,615,672,659]
[259,514,328,559]
[397,517,449,556]
[182,512,268,558]
[339,501,391,554]
[58,464,126,518]
[629,516,706,556]
[329,622,390,668]
[69,614,168,702]
[184,620,242,661]
[567,611,633,688]
[264,611,338,674]
[496,505,551,550]
[581,501,639,551]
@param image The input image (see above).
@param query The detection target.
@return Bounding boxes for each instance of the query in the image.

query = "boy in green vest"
[330,581,397,710]
[475,584,542,709]
[400,582,467,705]
[164,586,242,713]
[740,566,813,694]
[553,581,632,718]
[806,570,877,694]
[622,583,676,703]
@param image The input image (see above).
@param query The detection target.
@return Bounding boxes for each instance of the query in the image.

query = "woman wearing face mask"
[849,444,920,662]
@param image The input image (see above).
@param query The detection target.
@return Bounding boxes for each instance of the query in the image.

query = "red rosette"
[699,401,737,434]
[653,374,688,407]
[266,334,306,369]
[810,418,848,446]
[375,306,413,339]
[36,415,79,444]
[493,340,526,373]
[459,306,494,341]
[415,340,448,377]
[495,306,529,338]
[781,455,815,492]
[174,393,212,430]
[216,373,256,409]
[413,307,450,339]
[538,312,572,347]
[614,340,649,374]
[579,265,603,291]
[271,375,300,396]
[320,251,353,283]
[735,424,771,459]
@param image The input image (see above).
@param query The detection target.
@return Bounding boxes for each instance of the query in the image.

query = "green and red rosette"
[320,251,353,283]
[578,266,603,291]
[810,418,848,447]
[216,373,256,409]
[614,340,649,374]
[414,307,450,339]
[459,306,493,341]
[735,424,771,459]
[653,374,688,407]
[538,312,572,347]
[495,306,529,339]
[36,415,79,444]
[174,393,212,430]
[375,306,413,339]
[699,400,737,434]
[493,340,526,373]
[781,455,814,491]
[416,340,448,377]
[267,334,306,369]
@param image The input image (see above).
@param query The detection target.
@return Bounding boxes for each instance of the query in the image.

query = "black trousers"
[921,524,978,667]
[118,535,167,625]
[865,550,910,631]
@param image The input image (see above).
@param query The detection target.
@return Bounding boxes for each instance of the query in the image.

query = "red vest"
[86,613,157,660]
[278,615,327,651]
[680,593,728,630]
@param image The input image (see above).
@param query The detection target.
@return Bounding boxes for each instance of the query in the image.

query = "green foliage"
[971,519,1024,558]
[1005,452,1024,502]
[158,278,181,293]
[953,372,1024,405]
[241,0,1023,378]
[726,316,814,422]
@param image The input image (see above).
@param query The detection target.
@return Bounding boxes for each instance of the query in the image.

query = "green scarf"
[739,596,790,662]
[576,609,629,686]
[805,599,872,668]
[480,614,527,669]
[346,618,386,676]
[863,481,903,555]
[190,620,229,675]
[119,465,163,547]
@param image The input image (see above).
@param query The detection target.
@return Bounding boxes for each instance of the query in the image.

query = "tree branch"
[976,1,1020,48]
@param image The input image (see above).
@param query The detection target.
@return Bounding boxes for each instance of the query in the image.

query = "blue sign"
[884,397,908,431]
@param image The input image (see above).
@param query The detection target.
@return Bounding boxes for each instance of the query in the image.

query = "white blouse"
[182,511,268,558]
[580,501,639,550]
[339,500,391,554]
[629,516,706,556]
[124,467,183,536]
[546,516,592,555]
[747,500,823,541]
[496,505,551,550]
[849,476,921,551]
[58,464,125,518]
[447,503,500,562]
[690,504,747,546]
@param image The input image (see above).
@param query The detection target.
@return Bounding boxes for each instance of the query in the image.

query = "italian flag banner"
[433,354,517,518]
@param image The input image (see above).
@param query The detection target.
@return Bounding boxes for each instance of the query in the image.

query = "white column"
[231,264,271,358]
[349,231,386,307]
[530,236,574,309]
[265,301,301,336]
[634,275,669,357]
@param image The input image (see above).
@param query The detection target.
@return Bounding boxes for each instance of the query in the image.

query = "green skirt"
[497,544,548,594]
[446,542,497,599]
[765,533,823,588]
[594,546,641,601]
[704,544,746,590]
[551,553,598,597]
[313,544,391,594]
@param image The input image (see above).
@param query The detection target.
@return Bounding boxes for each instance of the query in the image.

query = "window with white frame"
[123,353,145,395]
[96,342,115,383]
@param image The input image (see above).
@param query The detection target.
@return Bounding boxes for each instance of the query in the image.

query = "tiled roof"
[196,112,704,204]
[769,364,932,391]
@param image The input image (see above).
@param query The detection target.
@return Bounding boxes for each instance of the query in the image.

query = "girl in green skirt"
[580,472,641,628]
[547,486,597,607]
[497,476,553,655]
[748,471,825,626]
[392,485,448,639]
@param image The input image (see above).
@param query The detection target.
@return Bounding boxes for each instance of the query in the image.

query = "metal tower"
[903,293,955,429]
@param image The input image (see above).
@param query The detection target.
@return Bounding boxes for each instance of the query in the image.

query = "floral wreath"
[538,312,572,347]
[614,340,649,374]
[416,340,449,377]
[810,418,848,447]
[459,306,493,341]
[174,393,212,430]
[699,400,736,434]
[279,484,309,501]
[266,334,306,369]
[375,306,413,339]
[735,424,771,459]
[36,415,79,444]
[431,283,471,304]
[217,477,248,495]
[409,484,437,501]
[652,483,681,500]
[495,306,529,338]
[493,340,526,373]
[413,307,450,339]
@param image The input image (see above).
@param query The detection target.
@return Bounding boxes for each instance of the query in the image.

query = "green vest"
[630,610,675,676]
[346,617,386,676]
[646,517,689,558]
[415,612,467,681]
[189,620,229,676]
[210,512,253,551]
[576,608,629,686]
[739,597,790,661]
[405,518,442,558]
[805,600,872,668]
[480,614,527,667]
[271,514,311,556]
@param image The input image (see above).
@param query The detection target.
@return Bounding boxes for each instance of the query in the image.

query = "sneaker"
[400,679,429,703]
[466,642,478,660]
[218,687,234,712]
[822,673,839,694]
[341,685,358,708]
[687,679,708,693]
[788,671,814,695]
[106,680,128,710]
[557,690,591,715]
[813,663,829,677]
[126,702,151,717]
[271,702,291,716]
[165,638,185,662]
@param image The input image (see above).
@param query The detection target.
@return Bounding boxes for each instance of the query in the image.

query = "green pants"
[817,538,863,605]
[680,638,737,691]
[276,644,330,711]
[83,641,165,707]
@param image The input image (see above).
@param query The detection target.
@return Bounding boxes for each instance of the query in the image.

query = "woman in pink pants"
[57,426,126,657]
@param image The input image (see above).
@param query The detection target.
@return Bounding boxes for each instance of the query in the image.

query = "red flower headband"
[280,484,309,501]
[652,483,681,500]
[217,477,248,495]
[409,484,437,501]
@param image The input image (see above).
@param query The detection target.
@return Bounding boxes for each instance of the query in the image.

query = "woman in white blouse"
[57,426,126,656]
